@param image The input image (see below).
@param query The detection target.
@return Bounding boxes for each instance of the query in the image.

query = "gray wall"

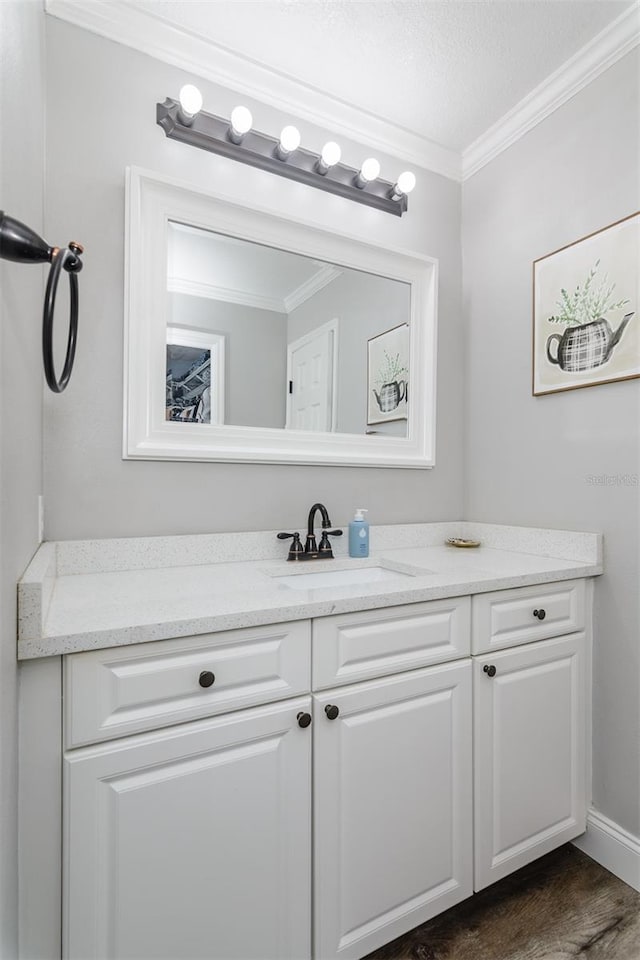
[288,271,410,435]
[0,3,45,956]
[463,51,640,837]
[170,293,287,428]
[43,17,464,539]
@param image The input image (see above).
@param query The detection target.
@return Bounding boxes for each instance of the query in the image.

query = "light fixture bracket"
[156,99,408,217]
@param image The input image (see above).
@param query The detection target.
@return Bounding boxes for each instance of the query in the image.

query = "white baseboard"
[572,808,640,892]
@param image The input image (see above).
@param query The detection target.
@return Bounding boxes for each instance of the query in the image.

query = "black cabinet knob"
[533,608,546,620]
[483,664,497,677]
[297,711,312,728]
[324,704,340,720]
[198,670,215,688]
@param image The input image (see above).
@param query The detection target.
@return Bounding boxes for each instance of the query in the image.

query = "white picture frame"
[124,167,438,467]
[533,212,639,396]
[166,327,225,425]
[367,324,409,425]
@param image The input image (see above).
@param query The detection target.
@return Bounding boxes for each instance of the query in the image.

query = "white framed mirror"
[124,167,438,467]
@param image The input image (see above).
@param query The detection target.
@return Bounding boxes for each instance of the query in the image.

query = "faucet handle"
[318,528,343,557]
[277,531,304,561]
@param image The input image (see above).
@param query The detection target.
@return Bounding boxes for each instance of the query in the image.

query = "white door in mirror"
[286,320,337,431]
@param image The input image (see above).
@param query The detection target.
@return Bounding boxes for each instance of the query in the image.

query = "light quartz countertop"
[18,522,603,660]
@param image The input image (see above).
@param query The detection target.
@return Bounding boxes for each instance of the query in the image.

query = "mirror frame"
[124,167,438,467]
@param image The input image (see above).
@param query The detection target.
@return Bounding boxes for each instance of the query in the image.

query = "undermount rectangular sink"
[275,565,419,590]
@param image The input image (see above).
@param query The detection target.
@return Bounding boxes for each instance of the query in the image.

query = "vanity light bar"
[156,97,412,217]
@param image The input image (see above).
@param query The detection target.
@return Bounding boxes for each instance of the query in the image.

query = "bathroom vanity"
[18,522,601,960]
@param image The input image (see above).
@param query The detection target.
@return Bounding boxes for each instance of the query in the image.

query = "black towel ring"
[42,243,83,393]
[0,211,84,393]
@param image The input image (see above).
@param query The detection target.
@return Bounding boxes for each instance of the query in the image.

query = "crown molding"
[462,3,640,180]
[44,0,461,181]
[284,265,342,314]
[168,277,285,314]
[45,0,639,186]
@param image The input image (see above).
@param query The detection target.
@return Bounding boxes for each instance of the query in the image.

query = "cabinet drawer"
[472,580,586,654]
[64,620,311,748]
[312,597,470,690]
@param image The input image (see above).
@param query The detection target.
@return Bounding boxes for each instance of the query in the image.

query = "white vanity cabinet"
[57,579,589,960]
[472,585,587,892]
[313,660,472,960]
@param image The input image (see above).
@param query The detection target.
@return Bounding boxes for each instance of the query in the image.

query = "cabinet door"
[314,661,472,960]
[474,633,586,891]
[64,697,312,960]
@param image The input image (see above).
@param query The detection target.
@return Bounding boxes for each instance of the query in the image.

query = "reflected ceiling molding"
[167,277,286,314]
[284,265,342,314]
[167,264,342,314]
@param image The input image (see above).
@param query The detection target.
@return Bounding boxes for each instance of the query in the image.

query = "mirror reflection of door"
[286,319,338,431]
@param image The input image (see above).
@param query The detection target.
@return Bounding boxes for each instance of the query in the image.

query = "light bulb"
[389,170,417,202]
[355,157,380,188]
[178,84,203,124]
[397,171,416,195]
[321,141,341,167]
[278,125,301,156]
[316,140,342,175]
[361,158,380,181]
[229,105,252,144]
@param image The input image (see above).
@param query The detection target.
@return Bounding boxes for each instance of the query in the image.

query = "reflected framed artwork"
[367,323,409,424]
[533,212,639,396]
[166,327,225,424]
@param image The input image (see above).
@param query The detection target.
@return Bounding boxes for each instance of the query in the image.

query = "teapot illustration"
[546,313,634,372]
[373,379,407,413]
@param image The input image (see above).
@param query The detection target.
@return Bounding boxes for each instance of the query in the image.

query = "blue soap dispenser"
[349,508,369,558]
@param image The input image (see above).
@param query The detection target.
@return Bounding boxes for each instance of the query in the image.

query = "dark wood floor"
[365,845,640,960]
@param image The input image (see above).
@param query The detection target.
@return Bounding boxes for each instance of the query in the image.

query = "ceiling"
[129,0,634,152]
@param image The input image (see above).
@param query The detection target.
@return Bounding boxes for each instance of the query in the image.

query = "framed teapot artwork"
[367,323,409,425]
[533,212,639,396]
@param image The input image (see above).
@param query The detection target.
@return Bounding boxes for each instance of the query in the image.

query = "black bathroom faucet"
[305,502,331,554]
[277,502,343,561]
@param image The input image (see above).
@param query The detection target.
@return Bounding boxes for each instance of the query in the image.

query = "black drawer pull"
[198,670,215,688]
[297,712,312,728]
[483,664,497,677]
[533,608,546,621]
[324,704,340,720]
